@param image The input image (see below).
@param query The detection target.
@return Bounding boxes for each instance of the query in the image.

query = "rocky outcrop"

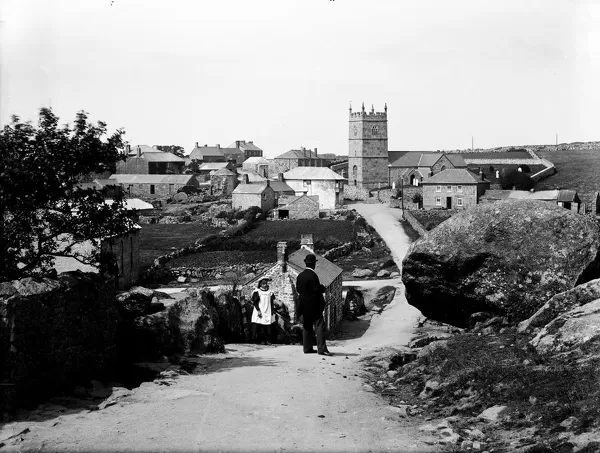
[402,200,600,327]
[214,291,244,342]
[518,278,600,333]
[130,289,223,361]
[529,298,600,360]
[344,287,366,320]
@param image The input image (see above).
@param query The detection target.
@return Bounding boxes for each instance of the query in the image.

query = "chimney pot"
[249,141,253,144]
[136,146,141,158]
[217,144,220,148]
[277,241,288,272]
[279,173,284,181]
[195,142,199,148]
[204,144,208,147]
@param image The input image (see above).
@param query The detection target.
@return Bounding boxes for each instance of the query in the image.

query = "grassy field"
[243,219,357,244]
[139,223,221,268]
[168,250,276,268]
[535,148,600,207]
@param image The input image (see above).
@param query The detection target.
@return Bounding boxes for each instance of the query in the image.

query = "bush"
[346,213,356,221]
[412,192,423,204]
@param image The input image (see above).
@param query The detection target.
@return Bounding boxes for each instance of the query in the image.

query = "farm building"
[243,234,344,330]
[282,167,346,210]
[479,189,582,212]
[227,140,264,160]
[231,181,276,213]
[186,143,227,163]
[210,168,238,197]
[276,194,320,220]
[109,174,199,197]
[116,145,186,175]
[421,169,489,210]
[52,226,141,290]
[242,157,270,178]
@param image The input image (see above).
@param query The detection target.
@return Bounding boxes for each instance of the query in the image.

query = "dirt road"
[1,203,438,452]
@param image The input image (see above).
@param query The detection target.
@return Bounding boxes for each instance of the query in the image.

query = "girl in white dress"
[251,278,276,344]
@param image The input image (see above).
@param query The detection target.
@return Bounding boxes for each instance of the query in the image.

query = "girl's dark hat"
[304,254,317,265]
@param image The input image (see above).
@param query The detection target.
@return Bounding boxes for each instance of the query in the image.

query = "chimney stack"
[217,144,220,148]
[314,147,317,157]
[125,144,131,154]
[266,179,270,187]
[300,234,314,253]
[243,174,250,184]
[277,241,288,272]
[195,142,199,148]
[136,146,141,158]
[278,173,284,182]
[236,140,240,148]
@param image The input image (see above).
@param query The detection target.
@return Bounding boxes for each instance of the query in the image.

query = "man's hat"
[304,253,317,265]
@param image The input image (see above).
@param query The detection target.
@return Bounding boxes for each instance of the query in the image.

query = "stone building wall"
[431,155,455,173]
[283,196,319,219]
[423,184,479,210]
[102,229,140,289]
[284,179,341,210]
[232,188,275,213]
[270,159,298,176]
[323,274,344,330]
[117,158,148,174]
[125,182,197,198]
[0,273,118,407]
[211,174,238,197]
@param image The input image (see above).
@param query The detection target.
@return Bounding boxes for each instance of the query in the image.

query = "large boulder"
[402,200,600,327]
[518,279,600,333]
[530,298,600,361]
[214,291,244,342]
[344,287,366,320]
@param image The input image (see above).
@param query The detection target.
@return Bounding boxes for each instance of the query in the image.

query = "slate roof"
[388,152,466,168]
[277,194,319,209]
[557,189,579,203]
[212,168,237,177]
[288,248,342,288]
[422,169,487,184]
[237,171,266,183]
[228,141,263,151]
[282,167,346,181]
[269,181,295,193]
[243,157,269,165]
[109,174,195,184]
[188,145,226,160]
[275,149,321,159]
[459,151,532,160]
[198,162,231,171]
[480,189,579,202]
[232,183,273,194]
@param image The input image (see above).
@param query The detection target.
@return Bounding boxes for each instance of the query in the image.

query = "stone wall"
[125,182,197,198]
[0,273,118,407]
[344,184,370,201]
[423,184,479,210]
[403,211,428,237]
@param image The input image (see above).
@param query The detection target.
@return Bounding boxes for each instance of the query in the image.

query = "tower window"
[372,126,379,135]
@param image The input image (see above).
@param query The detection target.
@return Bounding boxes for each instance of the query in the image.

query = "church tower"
[348,102,388,189]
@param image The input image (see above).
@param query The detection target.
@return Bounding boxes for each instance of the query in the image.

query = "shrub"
[346,213,356,221]
[412,192,423,204]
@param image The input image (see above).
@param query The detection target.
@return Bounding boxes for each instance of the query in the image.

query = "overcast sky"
[1,0,599,158]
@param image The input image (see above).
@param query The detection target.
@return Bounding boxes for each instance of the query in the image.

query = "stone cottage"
[242,157,270,178]
[421,169,489,210]
[271,147,329,174]
[227,140,264,160]
[109,174,199,197]
[210,168,238,197]
[117,145,186,175]
[231,180,276,213]
[186,143,227,163]
[269,177,295,207]
[281,167,345,210]
[276,194,320,220]
[243,234,344,330]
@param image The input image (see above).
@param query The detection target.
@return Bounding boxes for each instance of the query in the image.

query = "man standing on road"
[296,253,331,356]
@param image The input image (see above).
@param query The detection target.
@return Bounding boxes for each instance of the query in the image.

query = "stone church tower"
[348,103,389,189]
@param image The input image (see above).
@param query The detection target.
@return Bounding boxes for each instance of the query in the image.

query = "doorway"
[446,196,452,209]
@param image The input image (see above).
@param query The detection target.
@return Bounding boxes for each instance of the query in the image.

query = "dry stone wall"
[0,273,118,407]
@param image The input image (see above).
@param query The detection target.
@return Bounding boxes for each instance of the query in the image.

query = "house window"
[446,185,452,192]
[436,185,441,192]
[457,185,463,193]
[457,197,463,207]
[150,184,155,195]
[435,197,441,206]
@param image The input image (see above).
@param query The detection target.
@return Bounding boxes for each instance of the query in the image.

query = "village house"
[282,167,346,210]
[271,147,329,174]
[194,162,237,182]
[421,169,490,210]
[242,156,270,178]
[231,180,276,213]
[479,189,582,212]
[243,234,344,330]
[227,140,264,160]
[268,177,296,207]
[117,145,186,175]
[387,152,467,187]
[186,143,227,164]
[109,174,199,197]
[210,168,238,197]
[276,194,320,220]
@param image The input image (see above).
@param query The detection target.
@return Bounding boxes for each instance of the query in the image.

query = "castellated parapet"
[349,111,387,120]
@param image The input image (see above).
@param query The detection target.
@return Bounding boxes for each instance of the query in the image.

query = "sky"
[1,0,599,158]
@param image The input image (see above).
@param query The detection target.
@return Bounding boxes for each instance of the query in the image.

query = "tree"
[499,169,535,191]
[155,145,185,158]
[0,108,131,282]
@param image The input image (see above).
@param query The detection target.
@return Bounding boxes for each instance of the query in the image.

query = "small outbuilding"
[210,168,238,197]
[276,194,320,220]
[231,181,276,213]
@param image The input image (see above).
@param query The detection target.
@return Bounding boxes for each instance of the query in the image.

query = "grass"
[168,250,276,268]
[534,147,600,207]
[242,219,357,244]
[398,331,600,429]
[138,223,221,268]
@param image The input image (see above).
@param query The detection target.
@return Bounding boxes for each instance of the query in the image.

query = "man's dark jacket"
[296,268,326,323]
